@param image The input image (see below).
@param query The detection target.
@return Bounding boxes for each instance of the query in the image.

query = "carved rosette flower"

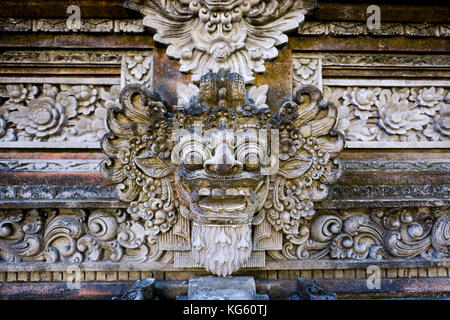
[424,104,450,140]
[376,89,429,136]
[125,0,318,82]
[7,94,77,140]
[293,58,317,80]
[343,87,380,121]
[5,84,38,104]
[61,84,99,115]
[125,55,153,85]
[414,87,444,109]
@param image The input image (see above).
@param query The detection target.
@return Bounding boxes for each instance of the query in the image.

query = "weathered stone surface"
[0,0,449,300]
[296,278,337,300]
[125,0,318,82]
[115,278,155,300]
[100,67,343,276]
[187,276,257,300]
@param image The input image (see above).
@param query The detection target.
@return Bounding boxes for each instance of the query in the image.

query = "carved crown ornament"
[125,0,319,82]
[101,68,344,276]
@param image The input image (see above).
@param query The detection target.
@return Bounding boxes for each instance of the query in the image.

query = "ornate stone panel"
[0,50,153,149]
[298,21,450,37]
[124,0,318,83]
[0,207,448,269]
[100,68,343,276]
[293,52,450,149]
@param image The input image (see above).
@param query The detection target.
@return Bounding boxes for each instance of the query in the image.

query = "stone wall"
[0,0,449,297]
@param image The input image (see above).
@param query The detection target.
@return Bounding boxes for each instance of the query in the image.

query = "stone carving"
[0,184,448,204]
[0,50,154,148]
[0,84,119,143]
[0,159,101,173]
[342,160,450,172]
[32,19,114,33]
[293,57,322,89]
[122,55,153,88]
[0,207,448,265]
[0,209,167,263]
[268,207,450,261]
[324,86,450,143]
[320,53,450,68]
[298,21,450,37]
[3,18,450,38]
[0,185,118,201]
[101,68,342,276]
[0,84,119,142]
[291,52,450,147]
[0,50,124,64]
[125,0,317,82]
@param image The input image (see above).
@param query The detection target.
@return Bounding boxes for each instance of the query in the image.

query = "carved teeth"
[198,188,211,196]
[238,188,251,196]
[254,180,264,193]
[226,188,239,196]
[211,188,226,196]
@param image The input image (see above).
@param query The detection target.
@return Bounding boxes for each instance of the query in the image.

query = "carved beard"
[191,223,252,277]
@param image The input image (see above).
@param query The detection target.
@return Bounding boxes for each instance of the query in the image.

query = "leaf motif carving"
[134,154,171,178]
[278,156,313,179]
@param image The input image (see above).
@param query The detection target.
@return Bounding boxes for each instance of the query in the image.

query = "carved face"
[101,69,343,277]
[126,0,313,82]
[172,128,270,225]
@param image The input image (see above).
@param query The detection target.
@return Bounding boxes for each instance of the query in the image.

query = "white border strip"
[0,141,100,149]
[0,77,120,85]
[346,141,450,149]
[323,79,450,87]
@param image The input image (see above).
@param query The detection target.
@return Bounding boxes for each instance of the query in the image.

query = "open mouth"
[198,195,247,214]
[191,187,256,216]
[176,170,267,222]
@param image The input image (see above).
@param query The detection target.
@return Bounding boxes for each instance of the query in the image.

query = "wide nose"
[204,142,243,175]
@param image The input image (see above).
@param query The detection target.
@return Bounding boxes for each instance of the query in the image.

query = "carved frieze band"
[0,51,153,149]
[1,158,449,174]
[2,19,449,38]
[298,21,450,38]
[0,207,448,266]
[0,19,145,33]
[293,53,450,148]
[1,185,449,204]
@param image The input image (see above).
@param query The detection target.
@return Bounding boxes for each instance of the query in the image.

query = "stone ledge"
[0,185,448,209]
[1,277,450,300]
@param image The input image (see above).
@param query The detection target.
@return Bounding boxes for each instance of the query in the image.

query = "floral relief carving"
[268,207,450,261]
[0,209,166,263]
[1,207,447,265]
[125,0,318,82]
[122,55,153,88]
[292,57,322,89]
[0,84,120,143]
[324,86,450,143]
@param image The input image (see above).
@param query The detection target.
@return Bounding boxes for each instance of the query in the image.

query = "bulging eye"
[184,151,204,171]
[242,152,260,171]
